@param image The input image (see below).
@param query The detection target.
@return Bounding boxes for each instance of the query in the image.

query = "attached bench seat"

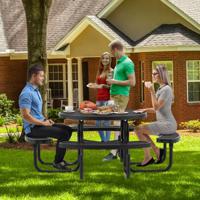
[59,140,151,150]
[157,132,180,143]
[25,136,52,145]
[131,132,181,173]
[25,135,78,172]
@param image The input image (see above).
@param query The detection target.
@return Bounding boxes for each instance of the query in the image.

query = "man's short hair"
[28,64,44,80]
[109,39,124,51]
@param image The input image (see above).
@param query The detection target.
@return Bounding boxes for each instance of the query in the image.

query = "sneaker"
[53,161,72,171]
[102,153,117,162]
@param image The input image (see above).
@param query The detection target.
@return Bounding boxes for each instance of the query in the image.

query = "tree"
[19,0,52,142]
[22,0,52,116]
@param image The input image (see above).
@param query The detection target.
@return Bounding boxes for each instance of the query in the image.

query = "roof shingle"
[168,0,200,24]
[0,0,111,52]
[135,24,200,47]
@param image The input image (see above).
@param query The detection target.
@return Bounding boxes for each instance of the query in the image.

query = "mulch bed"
[177,130,200,137]
[0,142,55,150]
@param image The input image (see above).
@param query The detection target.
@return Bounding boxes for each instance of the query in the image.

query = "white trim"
[186,60,200,103]
[98,0,124,18]
[10,51,69,60]
[54,16,132,53]
[53,18,90,51]
[0,52,9,57]
[161,0,200,31]
[134,46,200,53]
[54,17,115,51]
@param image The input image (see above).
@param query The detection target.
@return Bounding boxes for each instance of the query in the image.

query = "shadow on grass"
[0,149,200,200]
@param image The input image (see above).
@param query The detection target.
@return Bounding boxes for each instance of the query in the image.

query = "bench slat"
[59,140,150,149]
[70,125,134,132]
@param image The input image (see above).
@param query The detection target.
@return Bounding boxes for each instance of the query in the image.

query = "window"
[48,64,67,99]
[139,61,145,103]
[152,61,174,91]
[48,61,79,100]
[187,60,200,103]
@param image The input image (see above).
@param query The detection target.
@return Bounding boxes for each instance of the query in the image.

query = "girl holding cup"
[135,64,177,166]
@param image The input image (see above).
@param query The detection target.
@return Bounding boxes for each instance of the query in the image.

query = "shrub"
[0,94,14,117]
[47,108,62,122]
[5,127,17,144]
[0,117,6,126]
[15,115,23,126]
[180,120,200,132]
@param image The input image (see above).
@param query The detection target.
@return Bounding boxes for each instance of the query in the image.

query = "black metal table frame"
[59,111,146,179]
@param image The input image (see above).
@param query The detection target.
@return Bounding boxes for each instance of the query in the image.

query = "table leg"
[123,120,130,178]
[119,120,124,162]
[78,120,84,179]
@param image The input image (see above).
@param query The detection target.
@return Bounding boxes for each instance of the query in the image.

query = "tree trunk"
[20,0,52,141]
[22,0,52,116]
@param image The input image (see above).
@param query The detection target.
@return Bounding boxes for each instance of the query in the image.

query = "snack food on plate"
[79,101,97,110]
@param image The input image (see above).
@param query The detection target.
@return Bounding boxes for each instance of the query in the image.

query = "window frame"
[48,63,67,99]
[186,60,200,103]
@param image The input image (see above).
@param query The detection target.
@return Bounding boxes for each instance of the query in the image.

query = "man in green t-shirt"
[103,40,136,161]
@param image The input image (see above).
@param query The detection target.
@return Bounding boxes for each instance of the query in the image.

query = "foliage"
[0,94,14,117]
[5,126,22,144]
[180,120,200,132]
[15,115,23,126]
[47,108,62,122]
[0,117,6,126]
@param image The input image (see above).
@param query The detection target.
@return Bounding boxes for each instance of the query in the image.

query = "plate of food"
[94,110,113,115]
[87,83,101,89]
[94,106,114,115]
[80,107,96,114]
[133,110,146,113]
[113,111,129,114]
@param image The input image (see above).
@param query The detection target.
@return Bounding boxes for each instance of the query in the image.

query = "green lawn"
[0,133,199,200]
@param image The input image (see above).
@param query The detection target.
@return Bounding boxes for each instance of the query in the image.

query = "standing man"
[19,64,72,170]
[103,40,136,161]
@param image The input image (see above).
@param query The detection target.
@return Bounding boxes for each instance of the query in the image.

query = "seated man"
[19,64,72,170]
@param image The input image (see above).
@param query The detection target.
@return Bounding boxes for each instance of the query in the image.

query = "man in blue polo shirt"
[19,64,72,170]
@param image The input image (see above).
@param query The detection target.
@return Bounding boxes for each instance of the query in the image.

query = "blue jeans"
[96,101,111,142]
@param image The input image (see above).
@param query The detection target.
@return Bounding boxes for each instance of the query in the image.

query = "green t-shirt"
[110,55,135,96]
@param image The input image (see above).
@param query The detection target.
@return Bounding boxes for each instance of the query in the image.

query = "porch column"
[67,58,73,106]
[77,57,83,104]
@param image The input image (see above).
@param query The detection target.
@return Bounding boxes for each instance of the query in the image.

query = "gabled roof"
[0,10,7,52]
[167,0,200,24]
[134,24,200,50]
[55,15,133,51]
[0,0,200,54]
[0,0,111,52]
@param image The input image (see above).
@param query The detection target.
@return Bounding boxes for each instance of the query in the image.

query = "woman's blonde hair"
[156,64,171,87]
[96,52,112,78]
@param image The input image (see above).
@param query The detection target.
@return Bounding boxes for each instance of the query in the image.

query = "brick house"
[0,0,200,124]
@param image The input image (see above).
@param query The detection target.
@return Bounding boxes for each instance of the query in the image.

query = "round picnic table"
[59,110,146,179]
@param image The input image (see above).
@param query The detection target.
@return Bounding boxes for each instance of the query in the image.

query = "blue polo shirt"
[19,83,45,134]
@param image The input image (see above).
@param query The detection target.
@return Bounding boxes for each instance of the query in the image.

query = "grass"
[0,132,199,200]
